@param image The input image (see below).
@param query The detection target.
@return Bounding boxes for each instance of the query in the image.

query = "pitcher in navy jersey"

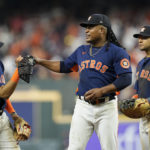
[34,14,132,150]
[133,26,150,150]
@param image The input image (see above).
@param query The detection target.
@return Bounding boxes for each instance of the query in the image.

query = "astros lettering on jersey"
[63,43,131,96]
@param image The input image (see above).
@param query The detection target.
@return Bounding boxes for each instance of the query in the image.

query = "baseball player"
[133,25,150,150]
[0,43,29,150]
[34,14,132,150]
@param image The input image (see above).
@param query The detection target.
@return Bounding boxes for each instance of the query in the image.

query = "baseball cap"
[133,26,150,38]
[80,14,111,28]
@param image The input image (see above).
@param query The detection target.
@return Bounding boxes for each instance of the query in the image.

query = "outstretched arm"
[35,58,61,73]
[0,56,23,99]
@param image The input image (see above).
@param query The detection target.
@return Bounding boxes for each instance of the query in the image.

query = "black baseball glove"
[18,55,36,83]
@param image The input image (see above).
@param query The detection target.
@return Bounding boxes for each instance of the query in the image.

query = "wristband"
[11,112,17,116]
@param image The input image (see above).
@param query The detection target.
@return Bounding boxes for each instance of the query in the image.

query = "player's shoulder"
[109,43,129,56]
[138,59,144,64]
[136,59,144,71]
[109,43,125,52]
[75,44,90,53]
[77,44,90,49]
[136,57,149,71]
[137,57,150,66]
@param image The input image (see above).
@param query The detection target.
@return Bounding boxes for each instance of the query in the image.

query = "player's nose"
[138,38,143,43]
[85,28,90,33]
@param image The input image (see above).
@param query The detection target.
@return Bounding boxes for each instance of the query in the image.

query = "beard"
[140,45,150,51]
[86,37,101,45]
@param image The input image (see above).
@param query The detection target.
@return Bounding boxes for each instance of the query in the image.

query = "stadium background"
[1,0,150,149]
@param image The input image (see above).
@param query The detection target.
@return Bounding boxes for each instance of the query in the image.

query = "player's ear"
[97,26,103,35]
[101,26,107,34]
[98,25,107,35]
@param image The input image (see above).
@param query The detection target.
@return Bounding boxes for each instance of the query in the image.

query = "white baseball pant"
[0,112,21,150]
[68,97,118,150]
[139,116,150,150]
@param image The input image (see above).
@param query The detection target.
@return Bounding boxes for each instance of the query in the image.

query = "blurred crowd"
[1,8,150,98]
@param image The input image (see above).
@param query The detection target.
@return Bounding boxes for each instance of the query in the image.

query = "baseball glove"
[119,98,150,118]
[13,117,31,141]
[18,55,36,83]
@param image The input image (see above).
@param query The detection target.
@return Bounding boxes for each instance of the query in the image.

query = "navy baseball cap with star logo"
[133,26,150,38]
[80,14,111,28]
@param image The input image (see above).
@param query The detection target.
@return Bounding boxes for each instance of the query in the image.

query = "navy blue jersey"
[0,61,5,86]
[0,60,6,110]
[62,43,132,96]
[134,57,150,98]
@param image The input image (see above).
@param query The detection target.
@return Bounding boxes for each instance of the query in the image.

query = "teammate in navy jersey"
[0,43,28,150]
[133,25,150,150]
[34,14,132,150]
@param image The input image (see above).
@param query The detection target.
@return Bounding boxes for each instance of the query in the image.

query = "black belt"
[78,95,115,105]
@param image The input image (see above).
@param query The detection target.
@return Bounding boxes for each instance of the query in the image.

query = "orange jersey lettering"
[79,60,108,73]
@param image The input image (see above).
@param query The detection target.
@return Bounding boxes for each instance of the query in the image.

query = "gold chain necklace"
[89,45,102,57]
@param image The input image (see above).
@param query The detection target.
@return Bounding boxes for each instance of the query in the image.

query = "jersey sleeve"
[134,64,140,93]
[5,99,15,113]
[0,61,5,86]
[113,48,132,75]
[60,47,79,73]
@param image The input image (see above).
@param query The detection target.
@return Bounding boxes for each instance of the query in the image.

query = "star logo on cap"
[141,27,146,32]
[88,16,92,21]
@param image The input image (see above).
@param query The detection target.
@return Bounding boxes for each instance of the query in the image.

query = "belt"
[78,95,115,105]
